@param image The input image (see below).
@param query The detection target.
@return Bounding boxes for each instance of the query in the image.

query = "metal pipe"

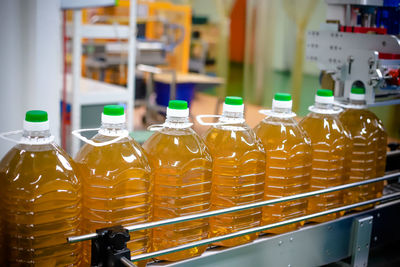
[67,232,98,244]
[129,192,400,262]
[67,172,400,243]
[124,172,399,232]
[120,257,137,267]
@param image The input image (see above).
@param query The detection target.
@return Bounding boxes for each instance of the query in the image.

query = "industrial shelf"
[68,2,137,156]
[67,23,130,39]
[66,74,129,105]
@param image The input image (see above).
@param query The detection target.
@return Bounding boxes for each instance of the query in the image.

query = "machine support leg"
[351,216,373,267]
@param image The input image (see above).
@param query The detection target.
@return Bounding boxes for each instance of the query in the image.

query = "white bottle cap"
[349,87,366,101]
[166,100,189,117]
[315,89,334,104]
[223,96,244,113]
[102,105,126,124]
[23,110,50,131]
[272,93,292,109]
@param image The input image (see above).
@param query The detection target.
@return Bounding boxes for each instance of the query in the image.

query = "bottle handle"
[258,109,271,116]
[0,130,55,145]
[147,124,165,131]
[196,115,245,126]
[258,109,297,118]
[0,130,23,143]
[71,128,128,147]
[196,115,223,126]
[147,122,194,131]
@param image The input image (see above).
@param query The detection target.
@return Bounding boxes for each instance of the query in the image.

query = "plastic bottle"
[299,89,348,222]
[0,110,82,266]
[74,105,152,266]
[199,96,265,247]
[254,93,311,234]
[339,87,387,209]
[143,100,212,261]
[0,219,3,266]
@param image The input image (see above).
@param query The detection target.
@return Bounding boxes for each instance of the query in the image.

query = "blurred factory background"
[0,0,399,157]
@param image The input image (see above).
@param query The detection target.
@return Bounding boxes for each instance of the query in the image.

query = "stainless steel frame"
[148,199,400,267]
[351,216,373,267]
[67,172,400,266]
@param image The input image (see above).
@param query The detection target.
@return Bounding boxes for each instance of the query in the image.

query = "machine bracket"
[91,225,132,267]
[350,216,373,267]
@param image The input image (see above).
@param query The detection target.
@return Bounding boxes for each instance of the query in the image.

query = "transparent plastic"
[339,101,387,210]
[300,102,348,222]
[254,106,311,234]
[74,122,152,266]
[0,218,3,266]
[0,129,82,266]
[203,111,265,247]
[143,116,212,261]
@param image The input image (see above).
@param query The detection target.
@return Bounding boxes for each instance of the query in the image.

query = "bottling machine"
[306,0,400,105]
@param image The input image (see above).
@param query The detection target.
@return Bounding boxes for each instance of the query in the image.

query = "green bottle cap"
[317,89,333,97]
[351,87,365,95]
[168,100,188,110]
[274,93,292,101]
[103,105,125,116]
[225,96,243,105]
[25,110,48,122]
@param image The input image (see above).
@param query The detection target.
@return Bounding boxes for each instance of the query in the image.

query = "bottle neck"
[220,110,244,123]
[314,102,334,110]
[272,106,292,114]
[100,122,127,131]
[99,122,128,137]
[22,129,51,139]
[165,116,190,124]
[20,128,54,145]
[350,99,366,106]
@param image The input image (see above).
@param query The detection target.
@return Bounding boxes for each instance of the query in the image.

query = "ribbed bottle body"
[204,124,265,247]
[143,128,212,261]
[75,135,152,266]
[0,143,82,266]
[255,117,311,234]
[300,113,347,222]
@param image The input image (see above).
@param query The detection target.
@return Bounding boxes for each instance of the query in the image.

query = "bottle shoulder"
[75,135,151,170]
[143,128,212,167]
[340,108,378,121]
[0,144,81,187]
[256,118,309,140]
[254,119,311,154]
[300,114,348,138]
[339,108,387,137]
[204,124,265,155]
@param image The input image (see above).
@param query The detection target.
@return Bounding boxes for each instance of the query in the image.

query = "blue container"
[155,82,196,107]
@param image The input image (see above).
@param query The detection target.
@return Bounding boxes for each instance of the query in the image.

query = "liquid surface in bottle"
[75,135,152,266]
[339,108,387,209]
[143,127,212,261]
[204,123,265,247]
[300,112,348,222]
[254,116,311,234]
[0,143,82,266]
